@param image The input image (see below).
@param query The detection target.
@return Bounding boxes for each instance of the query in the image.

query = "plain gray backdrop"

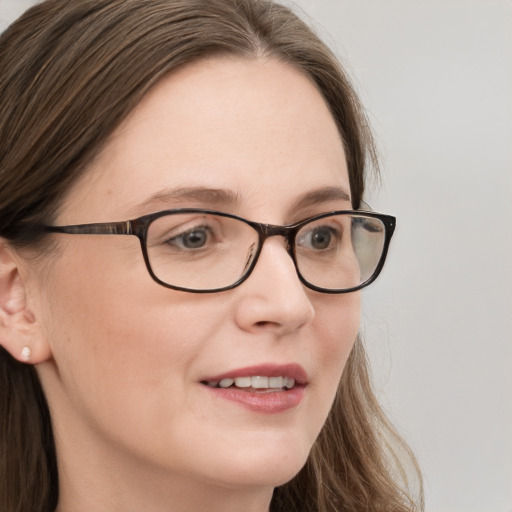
[1,1,511,511]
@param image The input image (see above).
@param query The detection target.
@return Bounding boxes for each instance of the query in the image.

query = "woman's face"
[34,57,360,495]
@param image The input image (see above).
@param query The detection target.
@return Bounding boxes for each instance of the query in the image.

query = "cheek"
[39,242,220,424]
[315,291,360,362]
[309,292,361,416]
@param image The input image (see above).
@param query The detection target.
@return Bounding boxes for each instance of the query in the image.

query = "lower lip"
[202,385,305,413]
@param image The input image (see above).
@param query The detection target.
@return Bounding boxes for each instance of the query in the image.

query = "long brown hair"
[0,1,423,511]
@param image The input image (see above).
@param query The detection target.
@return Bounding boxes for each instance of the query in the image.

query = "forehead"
[58,56,350,224]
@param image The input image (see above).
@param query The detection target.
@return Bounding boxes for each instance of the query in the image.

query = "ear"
[0,240,52,364]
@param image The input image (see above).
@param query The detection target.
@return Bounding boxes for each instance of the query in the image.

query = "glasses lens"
[146,212,259,291]
[295,213,386,291]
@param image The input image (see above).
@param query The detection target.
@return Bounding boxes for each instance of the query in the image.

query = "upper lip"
[201,363,308,385]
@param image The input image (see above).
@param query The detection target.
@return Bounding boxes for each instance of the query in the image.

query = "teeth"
[234,377,251,388]
[219,378,234,388]
[284,377,295,389]
[205,376,296,390]
[252,376,268,389]
[269,376,284,388]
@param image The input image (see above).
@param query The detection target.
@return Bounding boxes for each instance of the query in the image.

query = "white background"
[1,1,511,511]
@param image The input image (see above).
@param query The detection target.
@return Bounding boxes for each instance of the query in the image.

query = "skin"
[2,57,361,512]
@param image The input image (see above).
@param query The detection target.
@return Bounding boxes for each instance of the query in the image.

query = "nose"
[234,237,315,336]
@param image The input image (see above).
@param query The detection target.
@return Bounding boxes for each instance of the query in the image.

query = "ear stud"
[21,346,32,361]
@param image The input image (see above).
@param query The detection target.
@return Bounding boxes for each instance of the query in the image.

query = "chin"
[203,435,312,489]
[211,461,306,490]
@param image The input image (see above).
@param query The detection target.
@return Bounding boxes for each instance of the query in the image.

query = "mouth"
[199,365,307,413]
[200,364,307,393]
[202,375,297,392]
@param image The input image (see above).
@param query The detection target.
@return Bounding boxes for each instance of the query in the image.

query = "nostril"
[254,320,276,328]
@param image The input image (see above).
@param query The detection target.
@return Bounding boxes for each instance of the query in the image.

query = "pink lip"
[200,363,308,414]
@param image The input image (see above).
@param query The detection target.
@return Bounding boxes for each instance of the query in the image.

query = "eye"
[169,225,211,249]
[298,225,340,250]
[309,227,333,249]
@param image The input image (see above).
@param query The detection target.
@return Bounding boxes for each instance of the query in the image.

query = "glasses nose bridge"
[258,223,296,257]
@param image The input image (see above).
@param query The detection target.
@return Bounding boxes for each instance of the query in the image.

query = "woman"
[0,1,423,511]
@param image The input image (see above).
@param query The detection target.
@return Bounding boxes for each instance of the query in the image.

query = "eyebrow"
[128,184,351,217]
[128,186,241,216]
[289,185,352,212]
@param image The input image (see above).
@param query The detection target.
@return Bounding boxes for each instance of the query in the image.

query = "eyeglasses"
[45,208,396,293]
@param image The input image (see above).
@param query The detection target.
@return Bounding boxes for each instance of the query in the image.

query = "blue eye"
[170,226,210,249]
[298,226,340,250]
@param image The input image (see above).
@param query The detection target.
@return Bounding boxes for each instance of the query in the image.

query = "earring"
[21,346,32,361]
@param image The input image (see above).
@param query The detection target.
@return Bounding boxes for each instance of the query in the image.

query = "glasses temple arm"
[45,220,133,235]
